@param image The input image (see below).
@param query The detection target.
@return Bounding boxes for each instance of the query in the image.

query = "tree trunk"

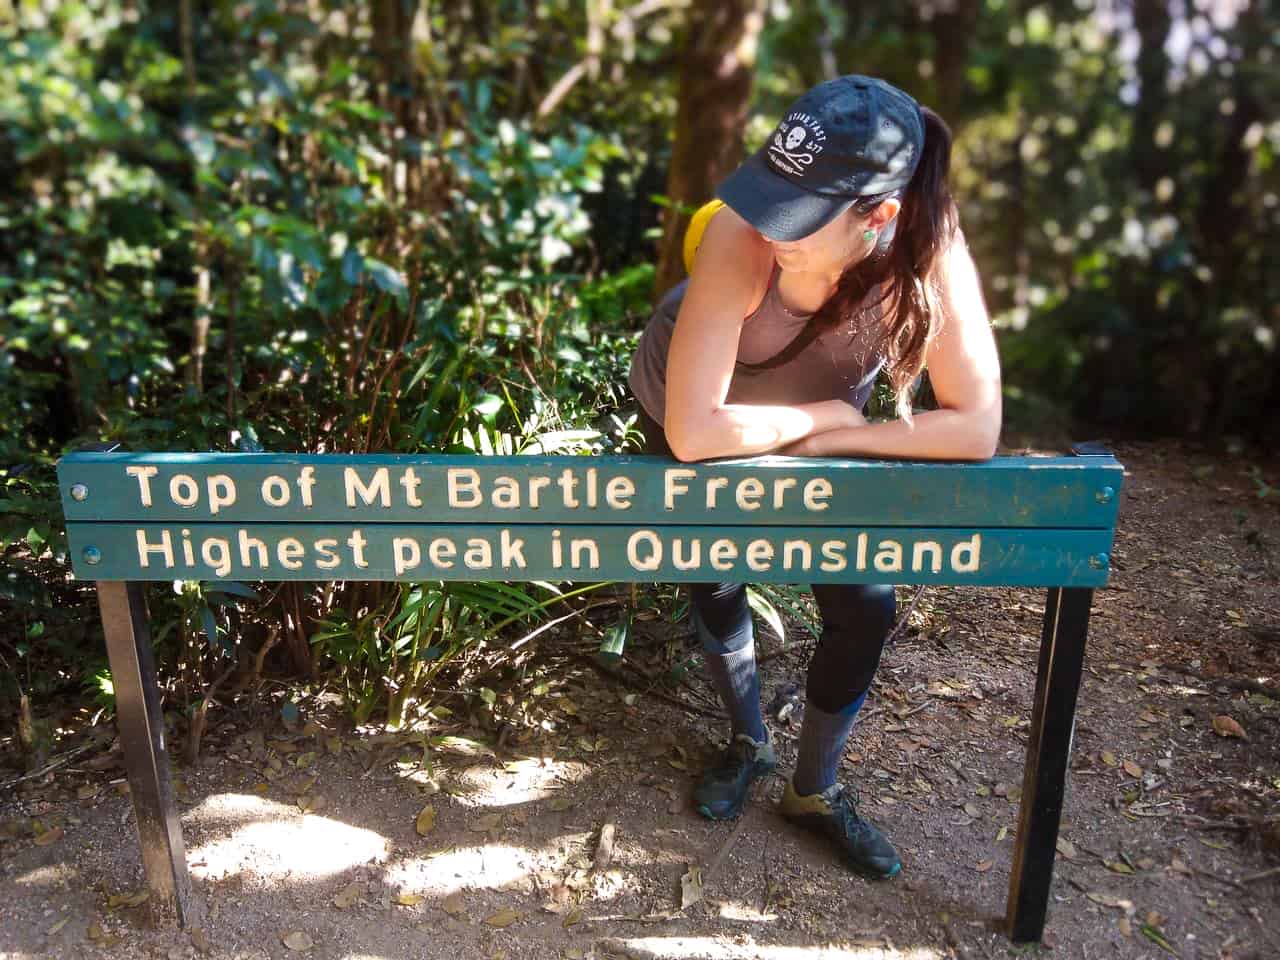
[1131,0,1172,193]
[928,0,980,124]
[180,0,211,397]
[1195,0,1264,439]
[371,0,424,204]
[653,0,766,300]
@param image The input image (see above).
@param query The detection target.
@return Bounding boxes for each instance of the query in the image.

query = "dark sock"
[792,691,868,796]
[694,607,767,743]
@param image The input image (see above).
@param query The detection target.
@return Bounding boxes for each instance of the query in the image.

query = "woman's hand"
[780,406,866,456]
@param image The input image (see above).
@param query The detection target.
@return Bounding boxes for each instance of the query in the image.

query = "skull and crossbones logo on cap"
[767,112,826,177]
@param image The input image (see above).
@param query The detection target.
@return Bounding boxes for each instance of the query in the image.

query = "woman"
[627,76,1002,879]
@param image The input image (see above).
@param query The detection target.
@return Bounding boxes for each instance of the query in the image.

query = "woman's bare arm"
[664,210,865,463]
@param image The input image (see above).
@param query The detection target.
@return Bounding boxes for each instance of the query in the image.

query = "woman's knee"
[813,582,896,638]
[806,583,896,711]
[690,582,752,654]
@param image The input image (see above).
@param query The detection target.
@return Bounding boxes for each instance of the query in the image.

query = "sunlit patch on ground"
[185,794,390,881]
[383,842,535,894]
[447,757,590,807]
[716,899,780,922]
[12,863,76,888]
[601,937,943,959]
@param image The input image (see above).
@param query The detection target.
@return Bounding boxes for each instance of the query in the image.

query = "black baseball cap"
[716,75,925,242]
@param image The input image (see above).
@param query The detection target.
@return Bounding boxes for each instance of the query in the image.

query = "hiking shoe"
[693,734,777,821]
[779,780,902,879]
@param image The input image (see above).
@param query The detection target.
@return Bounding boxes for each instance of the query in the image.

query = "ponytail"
[879,107,958,419]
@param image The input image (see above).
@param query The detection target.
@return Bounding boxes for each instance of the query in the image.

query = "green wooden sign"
[65,522,1113,586]
[58,451,1122,587]
[58,452,1122,528]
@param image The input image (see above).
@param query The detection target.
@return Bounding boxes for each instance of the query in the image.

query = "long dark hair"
[739,107,958,420]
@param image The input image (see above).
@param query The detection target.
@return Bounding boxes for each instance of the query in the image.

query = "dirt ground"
[3,439,1279,960]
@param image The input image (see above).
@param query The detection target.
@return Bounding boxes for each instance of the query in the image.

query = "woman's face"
[763,199,900,281]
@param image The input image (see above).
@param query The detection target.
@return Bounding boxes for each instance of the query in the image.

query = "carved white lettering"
[874,539,903,573]
[605,476,634,509]
[262,475,291,507]
[126,465,159,507]
[803,478,833,511]
[951,534,981,573]
[627,530,662,571]
[345,467,390,508]
[170,474,199,507]
[665,469,696,510]
[202,537,231,577]
[136,528,173,568]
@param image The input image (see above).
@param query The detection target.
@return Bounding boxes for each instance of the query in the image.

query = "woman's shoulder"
[691,206,775,316]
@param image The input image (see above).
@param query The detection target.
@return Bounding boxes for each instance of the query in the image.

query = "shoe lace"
[712,736,761,778]
[830,786,874,842]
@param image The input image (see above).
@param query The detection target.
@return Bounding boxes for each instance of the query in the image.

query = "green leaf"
[365,258,407,302]
[746,586,787,646]
[597,615,629,664]
[205,581,259,601]
[341,247,363,285]
[1139,925,1179,957]
[199,605,221,653]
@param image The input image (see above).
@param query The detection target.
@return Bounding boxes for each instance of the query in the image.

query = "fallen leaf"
[1169,857,1192,875]
[332,882,362,909]
[547,797,574,812]
[86,923,104,942]
[483,907,521,928]
[415,805,437,837]
[47,916,71,935]
[562,906,584,928]
[963,803,980,818]
[1056,838,1077,859]
[975,785,991,797]
[1140,923,1178,956]
[593,822,617,872]
[1100,750,1119,767]
[974,859,994,872]
[469,813,501,833]
[395,893,425,906]
[680,866,703,909]
[1122,760,1144,779]
[1086,892,1134,910]
[281,931,314,951]
[34,827,64,846]
[76,784,98,800]
[996,826,1008,842]
[441,891,466,916]
[1211,715,1247,739]
[1118,916,1133,938]
[1106,860,1135,875]
[191,927,212,954]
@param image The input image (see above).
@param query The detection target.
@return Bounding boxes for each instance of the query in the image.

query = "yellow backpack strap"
[682,198,726,275]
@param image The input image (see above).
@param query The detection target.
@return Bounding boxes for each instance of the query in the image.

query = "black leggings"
[639,407,895,713]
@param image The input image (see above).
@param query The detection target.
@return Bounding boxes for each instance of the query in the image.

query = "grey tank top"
[628,264,885,424]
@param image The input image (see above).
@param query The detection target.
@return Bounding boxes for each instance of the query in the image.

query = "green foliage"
[4,0,1277,725]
